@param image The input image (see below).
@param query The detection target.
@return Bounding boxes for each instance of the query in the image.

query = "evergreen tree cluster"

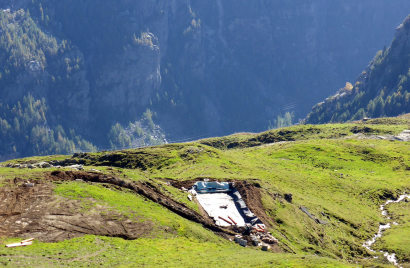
[0,93,166,159]
[268,112,294,129]
[0,94,95,160]
[305,16,410,124]
[0,9,60,82]
[108,109,166,150]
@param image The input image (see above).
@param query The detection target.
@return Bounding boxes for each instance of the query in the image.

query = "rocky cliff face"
[0,0,409,154]
[0,8,91,129]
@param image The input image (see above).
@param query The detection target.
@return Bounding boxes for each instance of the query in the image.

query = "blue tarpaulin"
[194,181,231,193]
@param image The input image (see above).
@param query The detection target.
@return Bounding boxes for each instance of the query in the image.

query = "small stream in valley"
[362,194,409,267]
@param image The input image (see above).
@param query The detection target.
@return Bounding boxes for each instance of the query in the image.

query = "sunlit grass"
[0,119,408,267]
[0,236,354,267]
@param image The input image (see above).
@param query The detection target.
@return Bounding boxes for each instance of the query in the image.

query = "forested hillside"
[306,15,410,124]
[0,1,409,159]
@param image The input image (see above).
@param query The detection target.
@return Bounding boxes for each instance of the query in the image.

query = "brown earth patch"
[233,180,272,228]
[166,178,198,189]
[0,177,153,242]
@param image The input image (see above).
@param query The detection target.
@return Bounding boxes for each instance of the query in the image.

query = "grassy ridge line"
[68,122,409,169]
[199,121,409,150]
[2,118,408,168]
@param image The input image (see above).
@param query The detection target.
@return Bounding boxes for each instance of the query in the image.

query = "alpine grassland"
[0,116,408,267]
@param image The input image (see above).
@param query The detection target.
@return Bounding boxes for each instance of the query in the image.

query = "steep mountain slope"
[306,15,410,124]
[0,94,95,161]
[0,116,409,267]
[0,1,409,160]
[159,2,409,138]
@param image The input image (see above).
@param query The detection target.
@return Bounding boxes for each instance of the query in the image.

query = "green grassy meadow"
[0,118,408,267]
[0,236,354,267]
